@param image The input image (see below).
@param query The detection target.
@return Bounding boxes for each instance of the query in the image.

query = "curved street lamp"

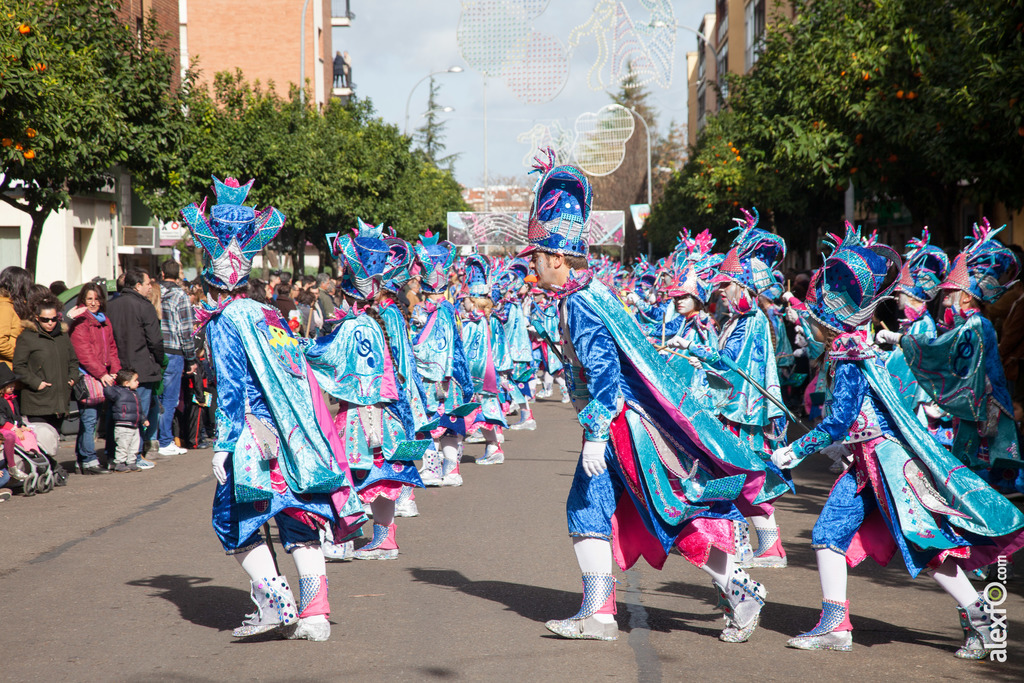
[404,67,463,135]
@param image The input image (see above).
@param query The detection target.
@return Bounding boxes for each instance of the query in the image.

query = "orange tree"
[0,0,183,278]
[649,0,1024,255]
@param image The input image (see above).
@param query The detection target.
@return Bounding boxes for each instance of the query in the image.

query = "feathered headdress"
[414,230,457,294]
[329,218,405,300]
[711,207,786,295]
[939,218,1019,304]
[896,227,949,302]
[517,148,592,258]
[663,229,720,303]
[805,222,901,332]
[180,177,285,290]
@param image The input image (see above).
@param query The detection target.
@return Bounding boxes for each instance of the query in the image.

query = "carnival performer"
[528,286,569,402]
[495,259,537,430]
[876,228,952,442]
[376,236,432,518]
[521,151,781,644]
[711,208,791,568]
[879,218,1022,476]
[652,230,726,409]
[302,220,428,561]
[772,223,1024,657]
[409,232,477,487]
[460,255,508,465]
[181,177,365,642]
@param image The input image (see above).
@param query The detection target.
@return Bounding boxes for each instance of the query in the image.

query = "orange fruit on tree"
[22,149,34,159]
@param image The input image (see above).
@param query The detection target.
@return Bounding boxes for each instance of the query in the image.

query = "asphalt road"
[2,398,1022,682]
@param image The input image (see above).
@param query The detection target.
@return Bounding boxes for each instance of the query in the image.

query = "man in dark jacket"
[106,269,164,457]
[157,261,196,457]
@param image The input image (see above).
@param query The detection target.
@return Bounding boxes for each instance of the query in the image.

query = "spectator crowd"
[0,262,371,501]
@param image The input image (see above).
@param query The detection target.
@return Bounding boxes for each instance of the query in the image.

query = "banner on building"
[630,203,650,233]
[446,210,625,249]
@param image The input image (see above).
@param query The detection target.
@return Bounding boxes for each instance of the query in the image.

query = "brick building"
[181,0,354,108]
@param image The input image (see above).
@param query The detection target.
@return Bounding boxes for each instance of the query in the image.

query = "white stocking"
[816,548,848,602]
[572,537,614,623]
[235,542,279,581]
[930,558,979,607]
[749,512,777,529]
[371,497,396,528]
[291,545,328,624]
[555,375,567,391]
[698,546,736,588]
[439,434,460,463]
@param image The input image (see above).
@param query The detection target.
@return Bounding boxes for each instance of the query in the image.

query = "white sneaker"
[135,456,155,470]
[174,445,188,455]
[284,616,331,641]
[560,393,571,403]
[322,540,354,561]
[419,468,442,487]
[395,497,419,517]
[157,444,179,457]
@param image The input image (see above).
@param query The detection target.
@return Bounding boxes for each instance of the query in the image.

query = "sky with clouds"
[334,0,709,188]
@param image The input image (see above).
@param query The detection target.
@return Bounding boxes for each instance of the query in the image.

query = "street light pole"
[299,0,312,106]
[404,66,463,136]
[629,106,653,259]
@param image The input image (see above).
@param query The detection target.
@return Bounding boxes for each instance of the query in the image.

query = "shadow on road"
[127,575,252,632]
[410,567,713,636]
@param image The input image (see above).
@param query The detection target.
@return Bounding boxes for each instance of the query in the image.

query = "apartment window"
[745,0,766,71]
[717,43,729,100]
[697,84,707,122]
[716,0,729,42]
[0,227,21,268]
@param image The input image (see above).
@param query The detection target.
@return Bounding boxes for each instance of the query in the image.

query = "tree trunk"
[23,210,48,280]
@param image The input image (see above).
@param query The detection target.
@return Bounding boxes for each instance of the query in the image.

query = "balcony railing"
[332,0,355,27]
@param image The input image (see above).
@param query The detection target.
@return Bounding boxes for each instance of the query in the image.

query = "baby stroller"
[8,441,68,496]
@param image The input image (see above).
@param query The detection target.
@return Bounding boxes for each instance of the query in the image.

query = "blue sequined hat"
[940,218,1020,304]
[711,208,786,295]
[381,235,415,294]
[464,254,491,298]
[663,229,719,304]
[330,218,402,300]
[805,222,901,333]
[517,148,592,258]
[896,228,949,302]
[414,230,457,294]
[180,176,285,290]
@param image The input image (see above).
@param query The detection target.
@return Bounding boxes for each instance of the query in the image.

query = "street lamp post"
[629,107,653,258]
[299,0,312,106]
[404,67,463,135]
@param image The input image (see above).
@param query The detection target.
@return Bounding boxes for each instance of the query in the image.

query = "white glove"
[687,355,703,369]
[785,306,801,324]
[581,440,608,477]
[793,347,807,358]
[770,445,796,469]
[624,291,640,306]
[413,312,428,326]
[666,334,690,349]
[212,451,230,485]
[875,330,903,346]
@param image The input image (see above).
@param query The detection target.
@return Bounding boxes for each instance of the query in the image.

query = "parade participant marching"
[495,259,537,430]
[880,219,1022,476]
[772,224,1024,657]
[375,236,433,517]
[711,208,791,568]
[302,220,429,561]
[181,177,364,642]
[521,151,780,644]
[653,230,726,408]
[528,286,568,402]
[877,228,952,442]
[459,255,508,465]
[410,232,477,487]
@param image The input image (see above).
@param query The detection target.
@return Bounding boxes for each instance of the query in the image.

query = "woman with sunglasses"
[13,294,79,436]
